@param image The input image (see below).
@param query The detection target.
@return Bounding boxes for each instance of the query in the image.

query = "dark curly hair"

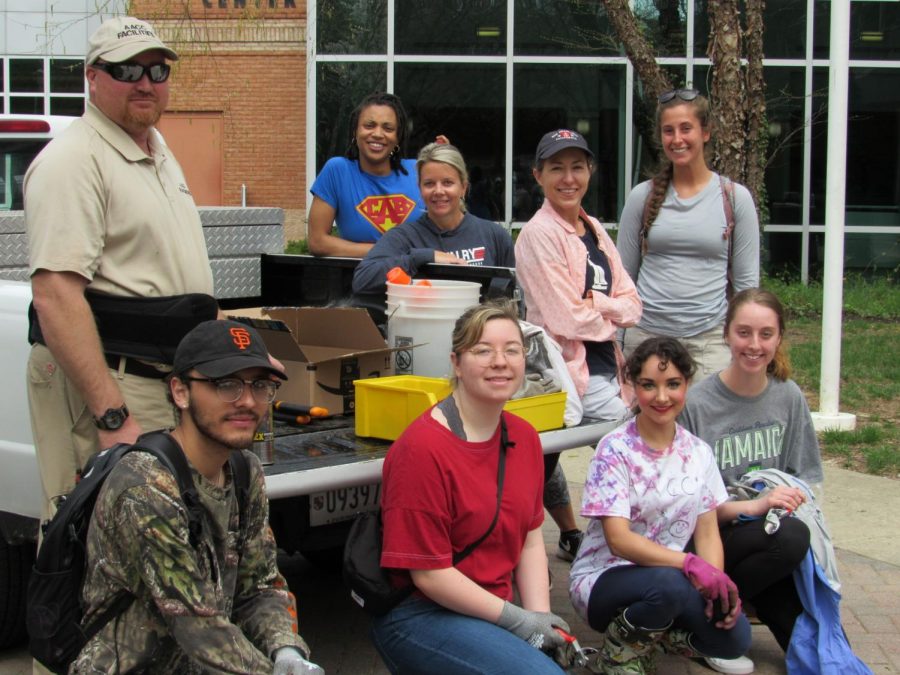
[344,92,410,175]
[624,336,696,386]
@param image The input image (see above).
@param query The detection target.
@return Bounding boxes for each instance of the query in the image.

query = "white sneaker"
[704,655,755,674]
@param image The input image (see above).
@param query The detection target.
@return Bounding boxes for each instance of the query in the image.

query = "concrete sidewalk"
[550,447,900,674]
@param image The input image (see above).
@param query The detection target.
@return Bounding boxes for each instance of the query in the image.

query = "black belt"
[104,354,171,380]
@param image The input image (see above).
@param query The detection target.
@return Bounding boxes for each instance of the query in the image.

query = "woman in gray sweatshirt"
[352,142,514,296]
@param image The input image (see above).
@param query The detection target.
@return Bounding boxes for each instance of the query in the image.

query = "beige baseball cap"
[86,16,178,65]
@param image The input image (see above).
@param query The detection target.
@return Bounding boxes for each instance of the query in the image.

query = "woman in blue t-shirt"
[308,92,446,257]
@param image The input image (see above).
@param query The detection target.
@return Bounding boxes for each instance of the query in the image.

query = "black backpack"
[26,430,251,674]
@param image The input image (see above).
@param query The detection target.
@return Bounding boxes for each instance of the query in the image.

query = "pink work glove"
[683,553,743,626]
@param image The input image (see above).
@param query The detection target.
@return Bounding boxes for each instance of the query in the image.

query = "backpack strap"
[720,176,737,242]
[639,188,653,255]
[720,176,737,297]
[131,431,205,548]
[228,450,252,532]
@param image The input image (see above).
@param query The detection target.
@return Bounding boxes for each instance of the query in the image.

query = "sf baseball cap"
[534,129,594,165]
[174,320,287,380]
[87,16,178,65]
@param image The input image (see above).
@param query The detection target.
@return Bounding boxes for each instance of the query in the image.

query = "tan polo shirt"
[25,102,213,298]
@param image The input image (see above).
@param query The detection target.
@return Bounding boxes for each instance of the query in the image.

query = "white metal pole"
[812,0,855,432]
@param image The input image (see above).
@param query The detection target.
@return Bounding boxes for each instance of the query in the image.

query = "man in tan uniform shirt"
[25,16,219,521]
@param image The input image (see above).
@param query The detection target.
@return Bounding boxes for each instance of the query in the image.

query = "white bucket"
[387,280,480,378]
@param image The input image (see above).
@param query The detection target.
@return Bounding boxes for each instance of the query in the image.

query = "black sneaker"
[556,529,583,562]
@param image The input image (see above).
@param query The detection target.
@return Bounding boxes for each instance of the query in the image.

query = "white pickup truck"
[0,119,614,647]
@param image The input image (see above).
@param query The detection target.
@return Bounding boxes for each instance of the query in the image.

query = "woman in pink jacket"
[516,129,642,422]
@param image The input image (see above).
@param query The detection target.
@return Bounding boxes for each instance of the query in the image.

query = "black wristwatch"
[93,404,130,431]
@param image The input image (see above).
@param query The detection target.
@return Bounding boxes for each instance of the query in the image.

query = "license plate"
[309,483,381,527]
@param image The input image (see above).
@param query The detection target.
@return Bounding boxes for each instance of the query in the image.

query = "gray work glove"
[273,647,325,675]
[496,601,569,650]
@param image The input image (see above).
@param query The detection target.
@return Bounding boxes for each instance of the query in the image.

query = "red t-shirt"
[380,409,545,601]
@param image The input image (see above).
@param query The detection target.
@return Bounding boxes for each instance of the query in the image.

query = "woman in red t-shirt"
[372,300,568,674]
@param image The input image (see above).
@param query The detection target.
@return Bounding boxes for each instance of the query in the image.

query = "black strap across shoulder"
[452,415,511,565]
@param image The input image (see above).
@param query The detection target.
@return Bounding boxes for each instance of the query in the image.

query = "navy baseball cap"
[534,129,594,165]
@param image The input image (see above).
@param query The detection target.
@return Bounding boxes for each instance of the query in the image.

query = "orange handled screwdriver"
[274,401,329,418]
[273,411,311,425]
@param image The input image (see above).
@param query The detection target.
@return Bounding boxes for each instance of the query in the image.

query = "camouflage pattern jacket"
[71,449,309,674]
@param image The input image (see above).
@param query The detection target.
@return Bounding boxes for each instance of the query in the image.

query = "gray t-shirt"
[679,374,824,487]
[617,174,760,337]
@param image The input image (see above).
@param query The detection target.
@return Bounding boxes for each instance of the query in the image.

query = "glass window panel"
[845,69,900,221]
[809,68,829,225]
[316,0,386,55]
[764,67,806,226]
[10,59,43,93]
[396,63,506,217]
[810,67,900,271]
[851,1,900,59]
[0,139,48,211]
[50,60,84,93]
[395,0,506,56]
[814,0,900,60]
[764,232,804,278]
[633,0,687,57]
[50,97,85,116]
[514,0,618,56]
[0,58,4,92]
[10,96,43,114]
[514,64,624,223]
[761,1,806,58]
[315,62,387,172]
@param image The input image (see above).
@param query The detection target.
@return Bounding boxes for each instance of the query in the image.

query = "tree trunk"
[600,0,767,225]
[707,0,746,182]
[601,0,671,100]
[744,0,768,214]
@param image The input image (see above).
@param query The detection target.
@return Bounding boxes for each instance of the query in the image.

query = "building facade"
[2,1,898,275]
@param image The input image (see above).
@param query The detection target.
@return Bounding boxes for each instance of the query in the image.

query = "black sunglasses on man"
[93,61,171,83]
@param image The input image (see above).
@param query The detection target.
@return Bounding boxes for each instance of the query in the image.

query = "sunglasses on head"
[93,62,171,83]
[658,88,700,104]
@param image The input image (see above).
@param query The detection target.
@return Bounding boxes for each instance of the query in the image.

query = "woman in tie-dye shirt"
[569,337,750,674]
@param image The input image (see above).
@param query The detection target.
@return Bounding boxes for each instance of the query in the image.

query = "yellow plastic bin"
[505,390,567,432]
[354,375,567,440]
[354,376,452,440]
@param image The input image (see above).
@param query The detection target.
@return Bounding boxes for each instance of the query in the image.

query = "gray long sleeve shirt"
[617,174,760,337]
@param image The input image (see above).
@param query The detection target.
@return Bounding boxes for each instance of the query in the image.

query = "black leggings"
[720,516,810,651]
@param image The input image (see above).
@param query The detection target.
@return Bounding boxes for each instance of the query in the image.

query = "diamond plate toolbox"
[0,207,284,298]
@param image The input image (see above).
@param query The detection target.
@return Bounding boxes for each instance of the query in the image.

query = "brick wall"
[132,1,308,242]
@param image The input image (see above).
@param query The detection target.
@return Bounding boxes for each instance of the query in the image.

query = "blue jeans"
[587,565,752,659]
[371,597,565,675]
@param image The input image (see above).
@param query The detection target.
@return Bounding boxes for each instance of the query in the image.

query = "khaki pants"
[26,343,175,523]
[623,323,732,384]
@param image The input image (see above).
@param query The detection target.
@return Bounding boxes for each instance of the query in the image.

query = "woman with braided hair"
[616,89,760,382]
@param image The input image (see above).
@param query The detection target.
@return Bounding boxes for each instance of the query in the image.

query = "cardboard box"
[228,307,395,415]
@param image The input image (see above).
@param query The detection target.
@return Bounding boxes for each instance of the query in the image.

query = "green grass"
[762,272,900,320]
[760,274,900,477]
[285,239,310,255]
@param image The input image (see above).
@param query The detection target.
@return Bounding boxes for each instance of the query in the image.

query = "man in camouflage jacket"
[72,320,322,674]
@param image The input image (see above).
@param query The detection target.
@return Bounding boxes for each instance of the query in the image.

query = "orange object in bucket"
[386,267,432,287]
